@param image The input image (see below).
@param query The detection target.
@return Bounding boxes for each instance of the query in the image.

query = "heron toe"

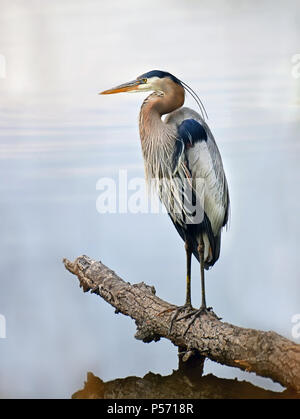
[176,305,213,336]
[168,303,194,334]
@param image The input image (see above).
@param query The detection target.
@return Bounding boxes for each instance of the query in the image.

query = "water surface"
[0,0,299,397]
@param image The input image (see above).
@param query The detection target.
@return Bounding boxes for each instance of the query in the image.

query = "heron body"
[101,70,230,319]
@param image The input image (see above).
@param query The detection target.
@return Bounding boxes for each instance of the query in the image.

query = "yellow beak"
[99,79,145,95]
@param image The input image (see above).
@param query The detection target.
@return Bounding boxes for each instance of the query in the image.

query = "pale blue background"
[0,0,299,397]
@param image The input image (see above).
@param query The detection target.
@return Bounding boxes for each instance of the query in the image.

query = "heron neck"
[139,96,165,144]
[139,91,184,182]
[139,87,184,143]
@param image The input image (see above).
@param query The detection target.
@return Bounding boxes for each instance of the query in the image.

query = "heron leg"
[176,236,212,336]
[185,240,192,307]
[198,236,206,310]
[167,240,193,334]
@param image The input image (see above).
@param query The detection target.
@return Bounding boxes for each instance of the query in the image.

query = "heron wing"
[169,114,230,267]
[172,114,230,234]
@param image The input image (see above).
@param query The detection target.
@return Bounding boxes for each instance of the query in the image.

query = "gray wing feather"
[166,107,230,235]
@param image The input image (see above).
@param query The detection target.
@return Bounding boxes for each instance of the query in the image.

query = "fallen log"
[63,255,300,393]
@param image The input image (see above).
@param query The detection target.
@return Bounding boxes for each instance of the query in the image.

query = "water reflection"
[72,371,298,399]
[0,0,300,398]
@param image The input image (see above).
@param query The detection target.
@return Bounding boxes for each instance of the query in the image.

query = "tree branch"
[63,255,300,392]
[72,371,297,399]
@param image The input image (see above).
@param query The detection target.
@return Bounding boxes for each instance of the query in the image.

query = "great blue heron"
[100,70,230,331]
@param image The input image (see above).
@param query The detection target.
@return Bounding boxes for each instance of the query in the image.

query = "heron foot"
[168,303,194,335]
[177,305,213,336]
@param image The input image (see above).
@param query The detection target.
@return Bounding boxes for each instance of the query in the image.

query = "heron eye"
[143,78,147,83]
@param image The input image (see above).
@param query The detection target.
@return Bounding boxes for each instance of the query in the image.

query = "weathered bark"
[63,255,300,393]
[72,371,298,399]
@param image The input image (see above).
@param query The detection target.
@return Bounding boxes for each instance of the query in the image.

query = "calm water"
[0,0,300,397]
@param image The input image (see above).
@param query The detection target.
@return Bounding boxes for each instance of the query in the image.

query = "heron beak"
[99,79,145,95]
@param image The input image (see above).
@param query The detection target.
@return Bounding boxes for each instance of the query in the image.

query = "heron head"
[100,70,208,120]
[99,70,183,95]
